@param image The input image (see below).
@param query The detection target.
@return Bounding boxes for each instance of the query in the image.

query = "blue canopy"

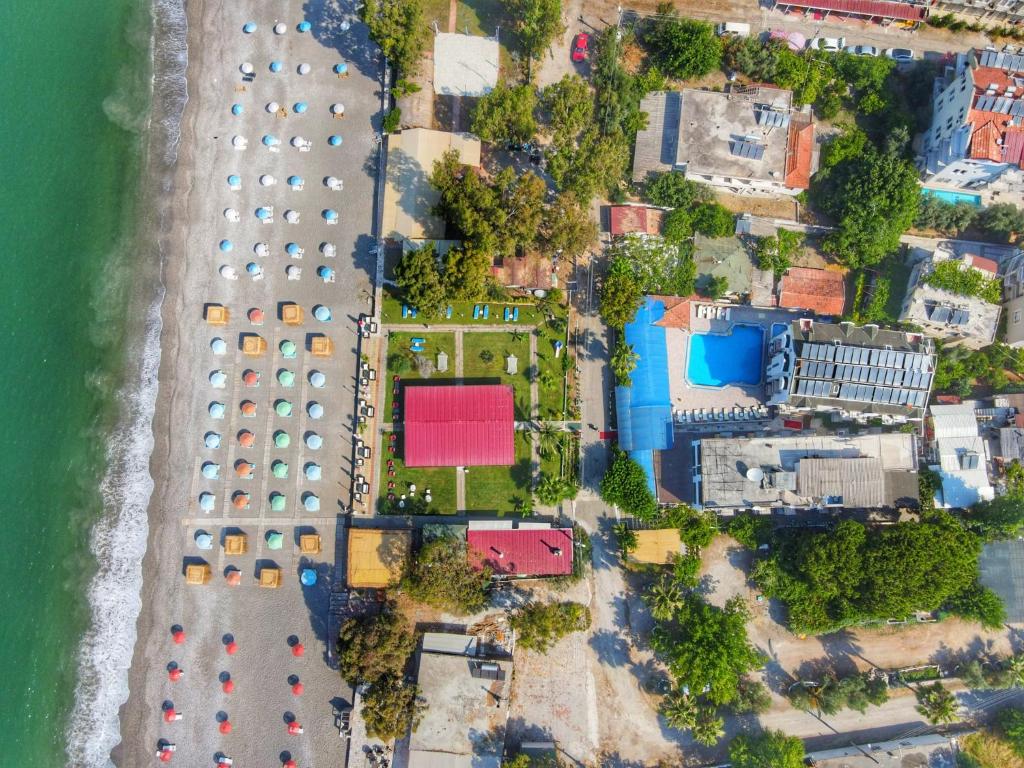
[227,174,241,186]
[323,209,338,220]
[307,402,324,419]
[208,402,225,418]
[269,60,283,72]
[286,242,300,255]
[300,569,317,586]
[242,21,256,33]
[297,21,312,32]
[313,305,332,322]
[293,102,307,113]
[246,262,260,274]
[317,266,334,279]
[256,207,271,219]
[305,433,323,450]
[328,135,342,146]
[231,104,243,116]
[219,239,233,252]
[288,175,303,186]
[333,63,348,74]
[262,134,277,146]
[204,432,221,449]
[305,462,322,480]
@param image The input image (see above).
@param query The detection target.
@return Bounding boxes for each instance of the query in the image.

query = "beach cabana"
[347,529,411,588]
[305,433,323,450]
[185,563,212,585]
[281,303,304,325]
[259,567,282,588]
[321,242,336,257]
[224,533,248,556]
[310,335,334,357]
[299,533,321,555]
[241,334,267,356]
[205,305,229,325]
[274,431,291,448]
[309,371,326,388]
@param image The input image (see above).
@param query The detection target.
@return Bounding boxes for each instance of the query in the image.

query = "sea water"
[0,0,184,764]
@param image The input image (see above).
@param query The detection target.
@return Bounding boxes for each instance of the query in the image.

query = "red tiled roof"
[778,267,846,316]
[491,253,553,289]
[970,117,1003,162]
[403,384,514,467]
[972,66,1018,94]
[784,121,815,190]
[773,0,925,21]
[1005,127,1024,167]
[609,206,663,236]
[467,528,574,577]
[964,253,999,274]
[649,294,702,330]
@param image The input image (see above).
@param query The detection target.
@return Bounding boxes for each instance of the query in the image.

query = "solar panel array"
[927,303,971,327]
[980,49,1024,72]
[974,93,1024,115]
[755,107,790,128]
[730,139,766,160]
[793,342,934,410]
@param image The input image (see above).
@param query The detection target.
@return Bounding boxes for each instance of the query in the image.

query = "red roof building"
[403,384,514,467]
[784,120,815,190]
[770,0,926,22]
[467,528,574,577]
[608,205,664,236]
[778,267,846,316]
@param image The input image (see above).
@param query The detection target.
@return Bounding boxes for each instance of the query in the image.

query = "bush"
[388,352,412,374]
[727,516,773,549]
[338,607,416,686]
[733,678,772,714]
[924,259,1002,304]
[729,730,805,768]
[645,171,712,208]
[643,9,722,80]
[511,601,591,652]
[402,538,491,614]
[999,707,1024,757]
[361,672,424,741]
[946,581,1007,629]
[601,449,658,520]
[382,107,402,134]
[692,203,735,238]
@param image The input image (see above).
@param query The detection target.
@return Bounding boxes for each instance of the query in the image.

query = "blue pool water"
[771,322,788,338]
[922,188,982,207]
[688,325,765,387]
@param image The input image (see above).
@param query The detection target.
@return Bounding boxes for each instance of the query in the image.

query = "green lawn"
[383,331,456,416]
[381,290,547,327]
[535,320,569,420]
[378,432,458,515]
[462,331,533,419]
[538,432,579,483]
[464,432,534,515]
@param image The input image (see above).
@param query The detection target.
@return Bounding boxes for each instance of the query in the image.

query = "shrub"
[511,601,591,652]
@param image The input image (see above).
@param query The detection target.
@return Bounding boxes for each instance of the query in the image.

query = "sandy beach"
[114,0,382,764]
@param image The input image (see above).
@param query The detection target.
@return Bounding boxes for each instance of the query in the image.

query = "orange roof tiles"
[778,268,846,316]
[784,121,815,190]
[970,117,1003,162]
[649,294,699,330]
[609,206,663,236]
[964,253,999,274]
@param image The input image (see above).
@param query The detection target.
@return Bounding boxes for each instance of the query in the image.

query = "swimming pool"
[687,325,764,387]
[922,188,982,207]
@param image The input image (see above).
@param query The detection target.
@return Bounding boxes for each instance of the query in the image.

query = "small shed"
[185,562,212,585]
[205,305,229,325]
[436,350,449,373]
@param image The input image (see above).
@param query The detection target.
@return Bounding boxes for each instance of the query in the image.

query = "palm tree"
[1007,654,1024,688]
[538,423,562,459]
[646,576,685,621]
[539,370,557,389]
[691,707,725,746]
[660,688,698,730]
[915,682,959,725]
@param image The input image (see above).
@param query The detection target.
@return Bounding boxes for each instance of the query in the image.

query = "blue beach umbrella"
[199,492,216,512]
[300,569,317,586]
[305,433,323,450]
[210,337,227,355]
[269,60,283,73]
[309,371,326,388]
[195,532,214,549]
[209,370,227,388]
[288,175,303,187]
[313,305,332,322]
[304,462,322,480]
[219,239,233,252]
[307,402,324,419]
[204,432,221,449]
[297,21,312,32]
[208,402,226,419]
[328,135,343,146]
[201,462,220,480]
[256,207,271,220]
[322,209,338,222]
[227,174,241,187]
[242,21,256,33]
[333,63,348,75]
[293,101,308,114]
[262,134,279,146]
[246,262,260,275]
[285,242,300,256]
[231,103,243,116]
[317,266,335,280]
[303,494,320,512]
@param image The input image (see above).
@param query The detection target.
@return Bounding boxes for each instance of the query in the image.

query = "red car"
[571,32,589,63]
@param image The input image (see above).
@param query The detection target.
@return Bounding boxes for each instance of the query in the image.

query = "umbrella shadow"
[298,555,333,663]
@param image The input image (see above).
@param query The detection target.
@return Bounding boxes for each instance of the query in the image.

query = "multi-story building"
[1001,249,1024,345]
[765,319,937,422]
[934,0,1024,23]
[922,49,1024,199]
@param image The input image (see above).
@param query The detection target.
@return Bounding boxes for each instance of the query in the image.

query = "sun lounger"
[411,337,425,344]
[504,307,510,322]
[473,305,480,319]
[483,305,490,319]
[512,307,520,321]
[402,305,408,318]
[446,306,453,319]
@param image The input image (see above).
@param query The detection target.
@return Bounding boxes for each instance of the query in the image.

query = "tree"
[508,0,564,61]
[643,7,722,80]
[755,229,801,277]
[607,234,697,295]
[662,208,694,243]
[660,688,698,729]
[964,495,1024,541]
[510,601,591,652]
[645,171,712,208]
[361,672,424,741]
[547,127,631,201]
[702,275,729,300]
[729,730,805,768]
[541,75,594,143]
[338,608,416,686]
[536,474,578,505]
[999,707,1024,757]
[915,682,959,725]
[601,448,659,520]
[610,338,639,386]
[692,707,726,746]
[692,203,735,238]
[646,575,685,621]
[978,202,1024,243]
[541,192,597,259]
[733,678,772,715]
[394,242,446,317]
[1006,654,1024,688]
[947,580,1007,629]
[362,0,429,78]
[403,537,491,614]
[651,595,764,705]
[537,423,562,458]
[472,83,538,146]
[915,195,978,235]
[613,522,638,557]
[443,243,491,300]
[600,259,643,329]
[663,504,717,551]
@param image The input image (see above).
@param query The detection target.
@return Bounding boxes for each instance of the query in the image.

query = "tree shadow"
[303,0,382,81]
[299,555,333,664]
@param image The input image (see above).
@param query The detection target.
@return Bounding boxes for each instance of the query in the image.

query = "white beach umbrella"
[298,63,311,75]
[259,174,277,186]
[290,136,307,148]
[210,337,227,355]
[324,176,341,189]
[231,135,247,149]
[224,208,240,222]
[274,22,287,34]
[284,209,299,223]
[254,242,270,257]
[286,264,302,280]
[320,242,336,257]
[266,101,280,113]
[240,62,254,75]
[219,265,239,280]
[330,103,344,115]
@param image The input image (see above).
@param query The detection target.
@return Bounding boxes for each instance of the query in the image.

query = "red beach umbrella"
[163,708,177,723]
[283,760,297,768]
[168,668,183,682]
[158,749,173,762]
[222,679,235,694]
[225,641,239,655]
[219,720,232,734]
[291,643,305,657]
[291,681,304,696]
[172,630,186,645]
[287,721,303,735]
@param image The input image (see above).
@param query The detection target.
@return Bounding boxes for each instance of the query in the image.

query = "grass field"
[381,291,547,327]
[464,432,533,515]
[378,432,458,515]
[962,730,1024,768]
[462,331,533,419]
[384,331,455,415]
[535,321,569,420]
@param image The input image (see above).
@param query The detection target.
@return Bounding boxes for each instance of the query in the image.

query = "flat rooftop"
[409,651,509,768]
[433,33,499,97]
[346,529,411,588]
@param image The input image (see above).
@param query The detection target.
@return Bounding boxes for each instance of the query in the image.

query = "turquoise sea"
[0,0,169,763]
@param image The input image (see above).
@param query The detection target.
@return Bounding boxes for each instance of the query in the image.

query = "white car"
[844,44,880,57]
[811,36,846,52]
[885,47,915,62]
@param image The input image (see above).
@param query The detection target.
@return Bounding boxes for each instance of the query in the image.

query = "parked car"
[716,22,751,37]
[811,36,846,52]
[885,47,915,62]
[571,32,589,63]
[844,44,880,57]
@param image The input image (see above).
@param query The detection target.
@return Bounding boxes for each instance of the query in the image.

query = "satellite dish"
[746,467,765,482]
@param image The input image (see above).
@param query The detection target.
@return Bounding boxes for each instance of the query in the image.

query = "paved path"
[381,322,538,333]
[456,466,466,511]
[454,329,464,377]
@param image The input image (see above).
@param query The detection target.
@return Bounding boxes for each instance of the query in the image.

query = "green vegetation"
[964,494,1024,541]
[362,0,430,78]
[916,681,959,725]
[692,202,735,237]
[733,677,772,714]
[642,5,722,80]
[755,229,802,278]
[383,332,456,413]
[394,243,448,319]
[789,672,888,714]
[599,257,643,329]
[924,259,1002,304]
[541,74,593,145]
[606,234,696,296]
[507,0,563,61]
[382,107,402,134]
[510,601,591,652]
[378,432,458,515]
[750,515,988,634]
[471,83,538,145]
[462,331,532,418]
[381,291,547,326]
[702,275,729,300]
[847,257,911,325]
[463,432,533,514]
[727,515,774,550]
[915,195,979,236]
[402,537,491,614]
[933,342,1024,397]
[645,172,713,209]
[729,730,805,768]
[980,203,1024,243]
[361,672,424,741]
[610,338,638,386]
[1000,708,1024,758]
[541,191,597,259]
[600,448,658,520]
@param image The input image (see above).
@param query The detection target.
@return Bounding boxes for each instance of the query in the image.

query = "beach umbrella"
[237,427,255,445]
[235,460,254,478]
[292,641,306,657]
[231,136,246,149]
[219,721,232,734]
[240,62,254,75]
[279,339,297,358]
[309,371,326,388]
[225,640,239,655]
[254,242,269,257]
[209,370,227,388]
[266,101,280,113]
[298,21,312,32]
[261,134,279,147]
[208,402,225,419]
[323,209,338,222]
[328,135,342,146]
[307,403,323,420]
[255,207,271,220]
[172,628,186,644]
[158,749,173,763]
[274,22,287,34]
[275,400,293,417]
[225,570,241,586]
[278,369,295,387]
[222,679,235,694]
[325,176,340,189]
[321,242,336,257]
[304,462,322,480]
[232,491,250,509]
[204,432,221,449]
[285,242,301,256]
[313,305,332,322]
[330,103,345,115]
[270,60,283,73]
[219,239,233,252]
[274,431,291,449]
[333,63,348,75]
[199,493,216,512]
[283,760,297,768]
[284,210,300,223]
[260,173,276,185]
[266,531,284,550]
[201,462,220,479]
[168,666,184,682]
[219,265,238,281]
[245,262,262,276]
[286,264,302,281]
[317,266,335,281]
[272,461,289,479]
[305,433,323,450]
[195,532,213,550]
[242,370,260,387]
[242,21,256,33]
[290,135,306,147]
[224,207,240,220]
[210,337,227,355]
[227,174,241,188]
[248,307,264,324]
[300,569,317,587]
[287,722,303,735]
[303,494,320,512]
[293,102,307,114]
[298,63,311,75]
[163,708,177,723]
[231,103,243,116]
[270,493,287,512]
[288,175,304,187]
[240,400,256,417]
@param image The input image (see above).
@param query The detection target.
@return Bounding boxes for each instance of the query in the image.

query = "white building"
[1001,249,1024,346]
[929,403,995,508]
